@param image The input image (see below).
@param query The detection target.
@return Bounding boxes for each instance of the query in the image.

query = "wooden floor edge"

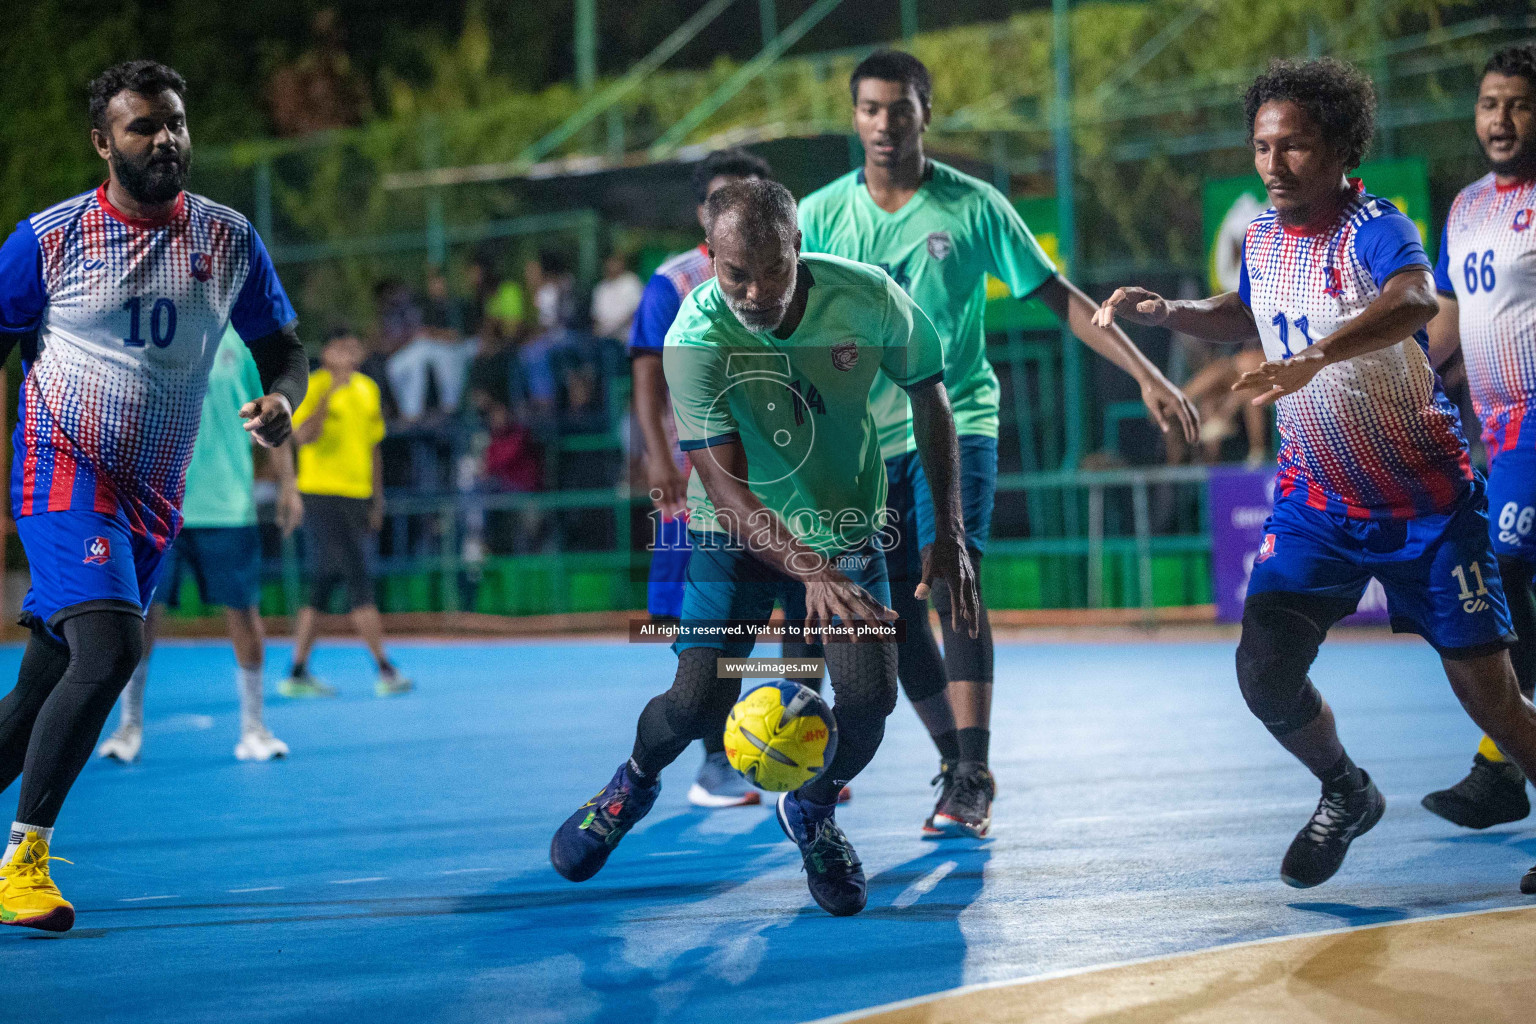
[805,902,1536,1024]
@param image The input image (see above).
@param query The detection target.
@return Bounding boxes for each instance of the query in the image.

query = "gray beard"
[726,263,797,334]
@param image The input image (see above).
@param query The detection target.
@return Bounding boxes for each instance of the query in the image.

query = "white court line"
[329,877,387,885]
[440,868,498,876]
[804,903,1536,1024]
[891,861,957,909]
[119,895,179,902]
[648,850,697,858]
[228,886,284,893]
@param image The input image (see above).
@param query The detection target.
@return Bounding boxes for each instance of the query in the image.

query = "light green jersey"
[799,160,1056,460]
[664,253,943,554]
[181,327,263,528]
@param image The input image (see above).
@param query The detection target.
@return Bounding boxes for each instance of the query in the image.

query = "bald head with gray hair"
[705,179,804,334]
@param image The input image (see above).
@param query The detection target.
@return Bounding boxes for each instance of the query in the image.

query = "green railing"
[164,464,1214,622]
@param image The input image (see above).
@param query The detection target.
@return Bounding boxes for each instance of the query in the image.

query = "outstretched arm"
[1093,287,1259,344]
[1232,269,1440,406]
[1036,275,1198,443]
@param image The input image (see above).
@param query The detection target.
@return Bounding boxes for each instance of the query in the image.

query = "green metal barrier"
[218,464,1211,621]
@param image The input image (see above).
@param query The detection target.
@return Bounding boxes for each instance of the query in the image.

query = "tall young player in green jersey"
[797,51,1199,837]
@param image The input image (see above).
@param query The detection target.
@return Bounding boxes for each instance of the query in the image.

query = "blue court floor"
[4,635,1534,1023]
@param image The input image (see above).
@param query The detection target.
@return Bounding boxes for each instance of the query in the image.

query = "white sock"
[5,822,53,864]
[119,656,149,732]
[237,665,264,736]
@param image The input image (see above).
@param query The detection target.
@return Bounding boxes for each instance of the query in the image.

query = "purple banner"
[1208,466,1387,624]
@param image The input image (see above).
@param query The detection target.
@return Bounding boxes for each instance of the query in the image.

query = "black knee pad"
[825,641,899,720]
[930,577,994,684]
[1235,593,1345,737]
[890,585,946,702]
[60,611,144,687]
[663,646,739,738]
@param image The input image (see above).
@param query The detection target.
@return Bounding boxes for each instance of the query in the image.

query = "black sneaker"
[921,762,955,837]
[550,762,659,882]
[1280,772,1386,889]
[927,763,995,839]
[776,791,866,916]
[1422,754,1529,829]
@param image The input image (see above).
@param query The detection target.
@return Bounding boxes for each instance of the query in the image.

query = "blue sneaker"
[775,790,867,916]
[688,751,762,808]
[550,762,660,882]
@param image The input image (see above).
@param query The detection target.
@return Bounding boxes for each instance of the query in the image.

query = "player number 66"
[1499,501,1534,536]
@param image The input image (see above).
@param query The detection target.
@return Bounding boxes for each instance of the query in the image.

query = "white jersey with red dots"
[1434,174,1536,457]
[0,184,296,548]
[1240,183,1471,520]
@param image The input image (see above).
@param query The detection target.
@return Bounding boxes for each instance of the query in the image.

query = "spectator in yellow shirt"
[281,329,412,698]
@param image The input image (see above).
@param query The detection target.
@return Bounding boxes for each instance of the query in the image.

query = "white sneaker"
[235,728,289,762]
[97,726,142,763]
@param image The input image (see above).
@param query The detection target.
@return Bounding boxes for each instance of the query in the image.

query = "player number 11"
[1270,312,1314,357]
[1451,561,1489,601]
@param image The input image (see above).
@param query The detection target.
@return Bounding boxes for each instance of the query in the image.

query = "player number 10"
[122,296,177,348]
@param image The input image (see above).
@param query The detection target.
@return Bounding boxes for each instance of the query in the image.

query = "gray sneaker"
[687,751,761,808]
[375,668,414,698]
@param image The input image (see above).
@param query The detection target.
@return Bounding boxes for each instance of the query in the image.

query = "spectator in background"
[387,265,473,422]
[282,328,412,699]
[375,278,421,358]
[530,250,577,331]
[518,250,581,422]
[591,252,643,342]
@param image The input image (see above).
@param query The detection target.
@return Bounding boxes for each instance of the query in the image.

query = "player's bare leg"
[280,607,335,698]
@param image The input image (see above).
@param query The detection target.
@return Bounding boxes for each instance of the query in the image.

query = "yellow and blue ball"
[724,681,838,792]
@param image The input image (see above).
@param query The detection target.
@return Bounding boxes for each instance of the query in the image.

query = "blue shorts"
[647,514,691,618]
[885,434,998,567]
[673,531,891,659]
[1247,485,1515,658]
[18,509,169,633]
[159,526,262,610]
[1486,448,1536,565]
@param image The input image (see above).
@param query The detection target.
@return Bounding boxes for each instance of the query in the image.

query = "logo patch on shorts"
[830,340,859,371]
[83,536,111,565]
[1256,533,1276,563]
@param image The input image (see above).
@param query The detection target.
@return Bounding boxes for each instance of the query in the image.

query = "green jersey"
[664,253,943,554]
[181,327,263,528]
[799,160,1056,460]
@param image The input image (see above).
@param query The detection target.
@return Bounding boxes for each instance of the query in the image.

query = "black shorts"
[302,494,375,612]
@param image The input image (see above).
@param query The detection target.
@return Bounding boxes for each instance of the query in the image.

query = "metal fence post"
[1132,478,1154,626]
[1087,483,1104,608]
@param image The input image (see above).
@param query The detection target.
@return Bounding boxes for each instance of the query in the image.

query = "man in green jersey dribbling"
[551,179,978,917]
[796,50,1199,838]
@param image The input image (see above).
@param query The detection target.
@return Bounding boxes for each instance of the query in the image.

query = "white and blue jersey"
[1434,175,1536,458]
[0,184,295,627]
[1241,183,1472,520]
[630,244,714,618]
[1241,181,1511,655]
[1433,175,1536,564]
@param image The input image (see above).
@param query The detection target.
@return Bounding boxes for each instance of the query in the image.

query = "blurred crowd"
[333,248,642,558]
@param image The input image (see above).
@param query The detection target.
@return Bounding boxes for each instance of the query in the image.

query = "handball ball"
[724,681,838,791]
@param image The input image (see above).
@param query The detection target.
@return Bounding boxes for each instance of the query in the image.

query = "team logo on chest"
[830,340,860,371]
[1322,265,1343,297]
[190,251,213,282]
[83,536,111,565]
[1513,208,1533,233]
[926,231,953,261]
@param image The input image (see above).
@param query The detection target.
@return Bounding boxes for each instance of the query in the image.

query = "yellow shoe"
[0,832,74,932]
